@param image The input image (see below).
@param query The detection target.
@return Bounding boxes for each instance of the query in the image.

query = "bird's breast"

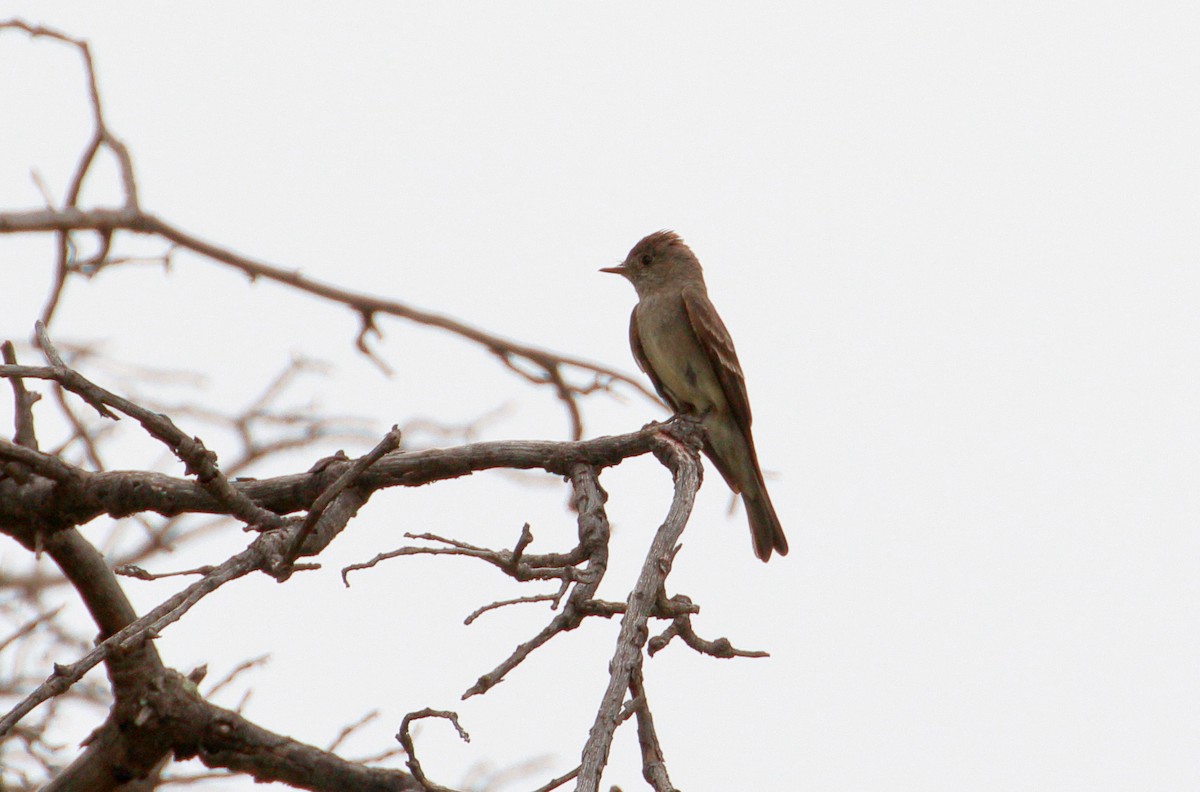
[636,297,727,415]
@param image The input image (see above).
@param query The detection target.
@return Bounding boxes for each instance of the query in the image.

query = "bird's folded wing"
[682,285,753,435]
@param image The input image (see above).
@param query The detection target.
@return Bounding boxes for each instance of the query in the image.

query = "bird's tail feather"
[744,481,788,562]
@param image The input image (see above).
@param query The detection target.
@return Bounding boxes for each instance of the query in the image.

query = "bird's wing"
[682,285,753,435]
[629,307,679,412]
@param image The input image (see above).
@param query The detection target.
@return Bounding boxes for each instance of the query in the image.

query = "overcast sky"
[3,3,1199,790]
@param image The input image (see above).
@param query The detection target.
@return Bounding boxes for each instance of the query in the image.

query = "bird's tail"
[744,480,788,562]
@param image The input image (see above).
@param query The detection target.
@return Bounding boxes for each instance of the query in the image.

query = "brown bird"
[602,231,788,561]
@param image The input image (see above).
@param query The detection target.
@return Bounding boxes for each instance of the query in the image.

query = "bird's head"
[601,230,704,297]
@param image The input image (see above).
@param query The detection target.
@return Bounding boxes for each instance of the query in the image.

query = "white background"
[2,3,1198,790]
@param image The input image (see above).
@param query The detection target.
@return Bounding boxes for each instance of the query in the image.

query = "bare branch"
[0,538,260,737]
[629,667,676,792]
[0,205,659,437]
[77,665,427,792]
[0,21,782,789]
[529,764,582,792]
[0,435,83,482]
[0,605,63,654]
[577,422,704,791]
[2,341,40,457]
[463,594,559,626]
[204,655,271,700]
[283,425,403,567]
[648,610,770,659]
[0,19,140,330]
[1,326,290,532]
[327,710,380,753]
[462,463,611,699]
[113,563,217,581]
[395,708,470,792]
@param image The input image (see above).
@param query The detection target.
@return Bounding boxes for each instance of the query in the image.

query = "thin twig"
[283,425,402,565]
[32,322,285,530]
[0,527,287,737]
[0,20,140,328]
[204,655,270,700]
[2,341,40,453]
[463,594,559,626]
[462,464,610,699]
[648,612,770,659]
[395,708,470,792]
[113,563,217,581]
[529,764,582,792]
[0,606,64,654]
[326,709,380,753]
[0,204,660,437]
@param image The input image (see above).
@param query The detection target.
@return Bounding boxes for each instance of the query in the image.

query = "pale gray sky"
[3,3,1199,790]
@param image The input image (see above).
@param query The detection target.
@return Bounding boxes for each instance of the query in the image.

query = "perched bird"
[602,231,788,561]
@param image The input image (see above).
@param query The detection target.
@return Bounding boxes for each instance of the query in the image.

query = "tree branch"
[0,205,659,438]
[0,418,664,533]
[577,422,703,791]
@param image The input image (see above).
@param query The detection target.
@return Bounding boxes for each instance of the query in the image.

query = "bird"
[601,230,788,561]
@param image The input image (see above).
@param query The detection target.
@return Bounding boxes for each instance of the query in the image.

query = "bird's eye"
[639,254,653,267]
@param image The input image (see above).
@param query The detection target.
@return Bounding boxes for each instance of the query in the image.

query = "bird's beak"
[599,264,627,276]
